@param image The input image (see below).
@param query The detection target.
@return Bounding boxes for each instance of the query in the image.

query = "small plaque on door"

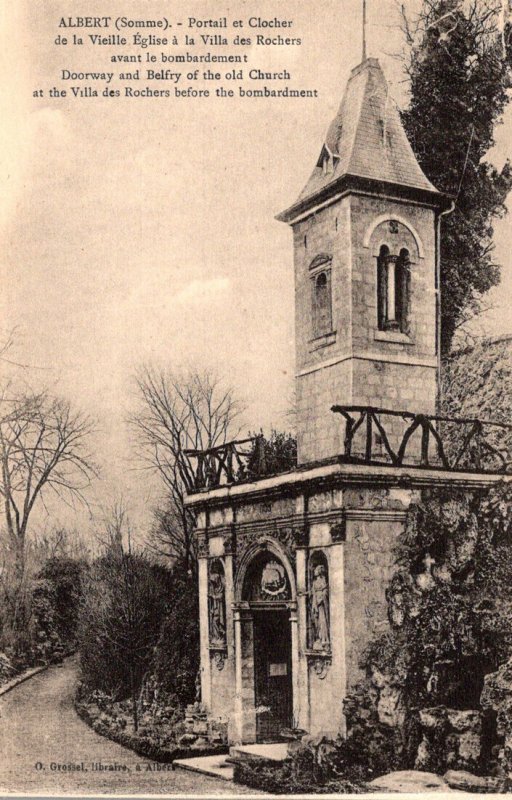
[269,663,287,677]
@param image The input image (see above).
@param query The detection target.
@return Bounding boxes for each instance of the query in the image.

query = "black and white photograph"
[1,0,512,796]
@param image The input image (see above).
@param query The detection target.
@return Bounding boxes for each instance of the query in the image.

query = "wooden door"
[253,610,292,741]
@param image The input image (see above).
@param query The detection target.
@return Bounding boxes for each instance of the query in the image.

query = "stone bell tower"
[277,58,450,465]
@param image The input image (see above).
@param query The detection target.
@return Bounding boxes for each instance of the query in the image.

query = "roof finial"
[362,0,367,61]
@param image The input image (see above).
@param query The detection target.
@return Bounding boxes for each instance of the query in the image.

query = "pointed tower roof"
[277,58,446,223]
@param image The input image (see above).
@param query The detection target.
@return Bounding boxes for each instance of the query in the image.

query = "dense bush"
[77,553,200,742]
[0,554,87,676]
[342,481,512,774]
[147,560,199,709]
[35,557,87,649]
[78,552,173,704]
[74,692,224,763]
[234,747,370,794]
[248,430,297,478]
[393,483,512,702]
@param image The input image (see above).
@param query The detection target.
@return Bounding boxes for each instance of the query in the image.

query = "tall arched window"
[312,270,332,337]
[395,248,411,333]
[377,245,410,334]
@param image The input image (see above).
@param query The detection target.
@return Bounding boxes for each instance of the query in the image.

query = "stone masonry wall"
[209,650,234,731]
[296,359,352,465]
[293,197,352,375]
[342,487,411,690]
[343,518,400,689]
[293,192,437,465]
[349,194,437,362]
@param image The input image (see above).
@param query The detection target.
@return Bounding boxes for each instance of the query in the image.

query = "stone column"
[295,547,310,731]
[224,551,235,721]
[233,608,243,743]
[233,606,256,744]
[386,257,396,323]
[329,542,347,735]
[224,553,235,654]
[290,607,301,729]
[197,536,211,711]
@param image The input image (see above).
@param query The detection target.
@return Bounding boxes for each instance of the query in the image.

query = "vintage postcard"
[1,0,512,797]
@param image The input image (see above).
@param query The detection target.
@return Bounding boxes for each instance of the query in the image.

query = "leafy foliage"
[248,430,297,477]
[36,557,87,645]
[402,0,512,352]
[0,550,87,672]
[393,483,512,700]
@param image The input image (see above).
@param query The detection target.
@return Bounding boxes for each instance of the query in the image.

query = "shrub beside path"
[0,657,255,795]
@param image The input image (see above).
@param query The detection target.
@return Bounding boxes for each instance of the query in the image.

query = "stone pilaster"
[197,550,211,711]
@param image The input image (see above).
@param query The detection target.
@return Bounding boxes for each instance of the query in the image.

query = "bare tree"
[0,387,97,580]
[92,497,137,557]
[130,367,243,570]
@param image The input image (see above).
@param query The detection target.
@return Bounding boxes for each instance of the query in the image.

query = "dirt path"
[0,658,255,795]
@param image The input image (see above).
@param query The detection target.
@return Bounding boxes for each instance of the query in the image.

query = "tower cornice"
[276,173,452,226]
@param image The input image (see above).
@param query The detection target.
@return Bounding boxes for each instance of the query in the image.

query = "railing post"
[365,411,373,462]
[256,435,266,477]
[226,444,234,483]
[344,416,354,457]
[196,454,205,489]
[474,421,483,471]
[420,418,430,466]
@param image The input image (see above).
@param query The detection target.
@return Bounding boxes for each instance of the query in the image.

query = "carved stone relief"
[330,517,346,542]
[311,655,331,679]
[242,552,291,602]
[211,650,226,671]
[236,524,304,567]
[196,532,209,559]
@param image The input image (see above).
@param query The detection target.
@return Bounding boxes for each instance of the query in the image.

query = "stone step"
[368,770,453,793]
[173,755,234,782]
[229,743,289,762]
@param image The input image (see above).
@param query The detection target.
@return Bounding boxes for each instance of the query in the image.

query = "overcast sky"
[1,0,511,538]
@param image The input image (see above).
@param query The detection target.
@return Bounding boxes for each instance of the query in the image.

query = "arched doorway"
[240,550,295,742]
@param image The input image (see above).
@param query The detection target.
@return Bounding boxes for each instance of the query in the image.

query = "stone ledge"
[369,770,451,793]
[173,754,234,782]
[308,331,337,351]
[185,460,510,508]
[374,330,414,345]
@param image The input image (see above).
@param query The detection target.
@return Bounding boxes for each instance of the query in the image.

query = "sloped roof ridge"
[292,57,440,210]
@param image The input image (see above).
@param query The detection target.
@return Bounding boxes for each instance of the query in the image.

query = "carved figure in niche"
[208,562,226,645]
[310,563,330,651]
